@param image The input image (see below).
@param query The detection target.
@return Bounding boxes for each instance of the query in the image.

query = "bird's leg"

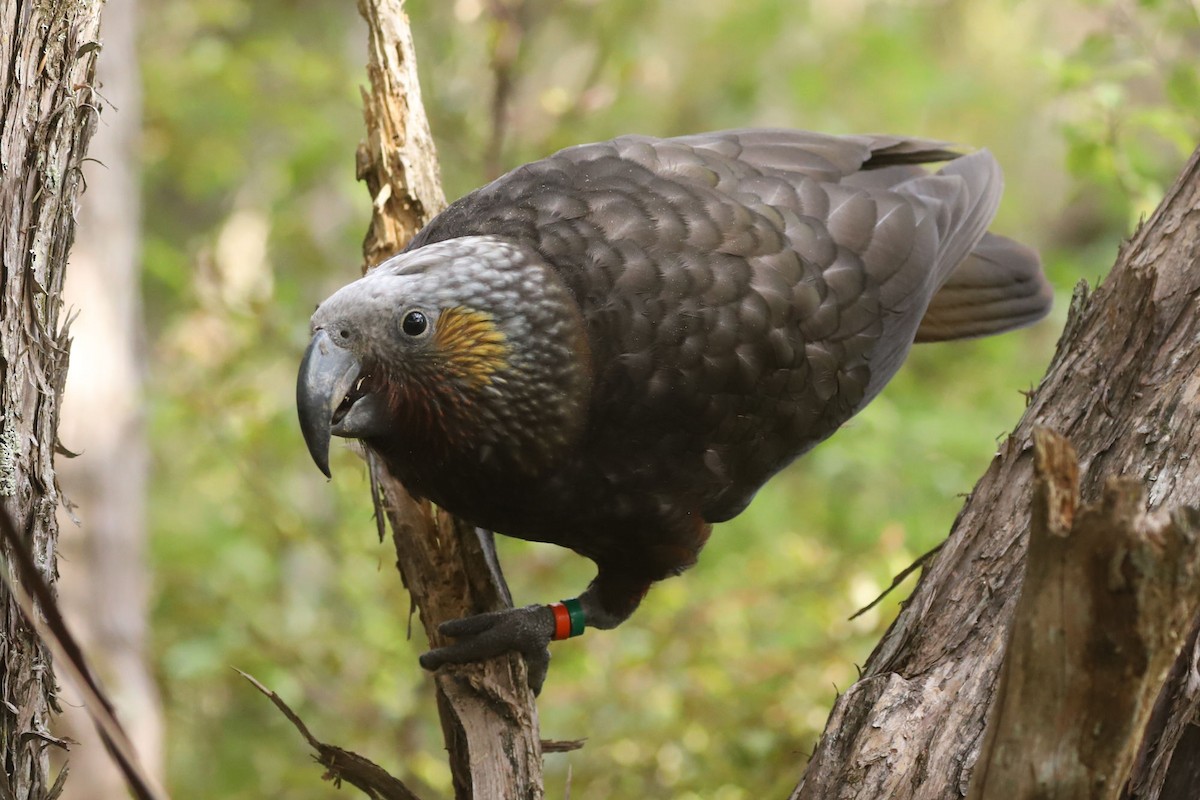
[573,564,652,629]
[474,527,514,607]
[419,562,653,694]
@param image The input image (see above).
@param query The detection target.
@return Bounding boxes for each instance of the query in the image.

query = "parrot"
[297,128,1052,692]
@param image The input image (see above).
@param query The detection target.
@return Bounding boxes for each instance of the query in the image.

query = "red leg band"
[549,601,571,641]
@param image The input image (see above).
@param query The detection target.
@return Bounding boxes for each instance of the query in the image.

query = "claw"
[420,605,557,694]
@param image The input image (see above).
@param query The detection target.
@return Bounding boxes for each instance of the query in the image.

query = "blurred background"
[52,0,1198,797]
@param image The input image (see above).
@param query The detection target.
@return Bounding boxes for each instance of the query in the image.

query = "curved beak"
[297,330,361,478]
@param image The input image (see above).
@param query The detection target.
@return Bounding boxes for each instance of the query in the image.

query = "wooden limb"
[240,670,424,800]
[969,430,1200,798]
[372,467,543,800]
[355,2,545,798]
[848,543,943,621]
[793,144,1200,799]
[356,0,446,267]
[0,500,164,800]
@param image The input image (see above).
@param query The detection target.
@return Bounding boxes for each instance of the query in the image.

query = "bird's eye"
[401,310,429,337]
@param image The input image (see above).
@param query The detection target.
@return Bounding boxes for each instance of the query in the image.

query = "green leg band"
[563,597,586,637]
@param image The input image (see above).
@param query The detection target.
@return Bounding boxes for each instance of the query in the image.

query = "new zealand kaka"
[297,128,1052,692]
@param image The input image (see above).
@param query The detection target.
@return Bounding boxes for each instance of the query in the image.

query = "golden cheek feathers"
[433,307,510,387]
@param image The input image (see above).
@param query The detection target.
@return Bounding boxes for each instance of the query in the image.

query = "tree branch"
[793,145,1200,799]
[239,670,423,800]
[355,2,545,798]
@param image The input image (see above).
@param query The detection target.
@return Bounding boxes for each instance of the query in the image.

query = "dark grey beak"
[297,330,362,478]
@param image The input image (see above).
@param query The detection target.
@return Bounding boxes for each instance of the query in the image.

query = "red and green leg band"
[549,598,586,641]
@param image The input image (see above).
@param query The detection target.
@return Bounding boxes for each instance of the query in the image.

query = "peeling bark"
[0,0,105,796]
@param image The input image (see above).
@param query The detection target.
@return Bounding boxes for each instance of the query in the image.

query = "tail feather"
[916,232,1053,342]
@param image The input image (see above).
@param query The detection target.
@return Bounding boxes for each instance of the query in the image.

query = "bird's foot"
[419,604,559,694]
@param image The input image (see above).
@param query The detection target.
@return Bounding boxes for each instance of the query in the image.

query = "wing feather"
[403,128,1048,520]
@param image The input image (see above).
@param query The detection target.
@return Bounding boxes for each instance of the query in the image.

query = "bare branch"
[238,671,424,800]
[356,2,545,797]
[0,504,165,800]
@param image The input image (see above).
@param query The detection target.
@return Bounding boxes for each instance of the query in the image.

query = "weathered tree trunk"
[793,147,1200,799]
[969,429,1200,799]
[0,1,105,796]
[55,0,164,795]
[356,2,544,799]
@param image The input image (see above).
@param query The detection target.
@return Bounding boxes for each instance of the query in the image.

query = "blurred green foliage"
[136,0,1196,797]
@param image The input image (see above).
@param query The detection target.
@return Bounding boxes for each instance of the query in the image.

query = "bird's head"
[297,235,592,478]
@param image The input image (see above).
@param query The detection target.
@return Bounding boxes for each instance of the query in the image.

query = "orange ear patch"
[433,307,510,387]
